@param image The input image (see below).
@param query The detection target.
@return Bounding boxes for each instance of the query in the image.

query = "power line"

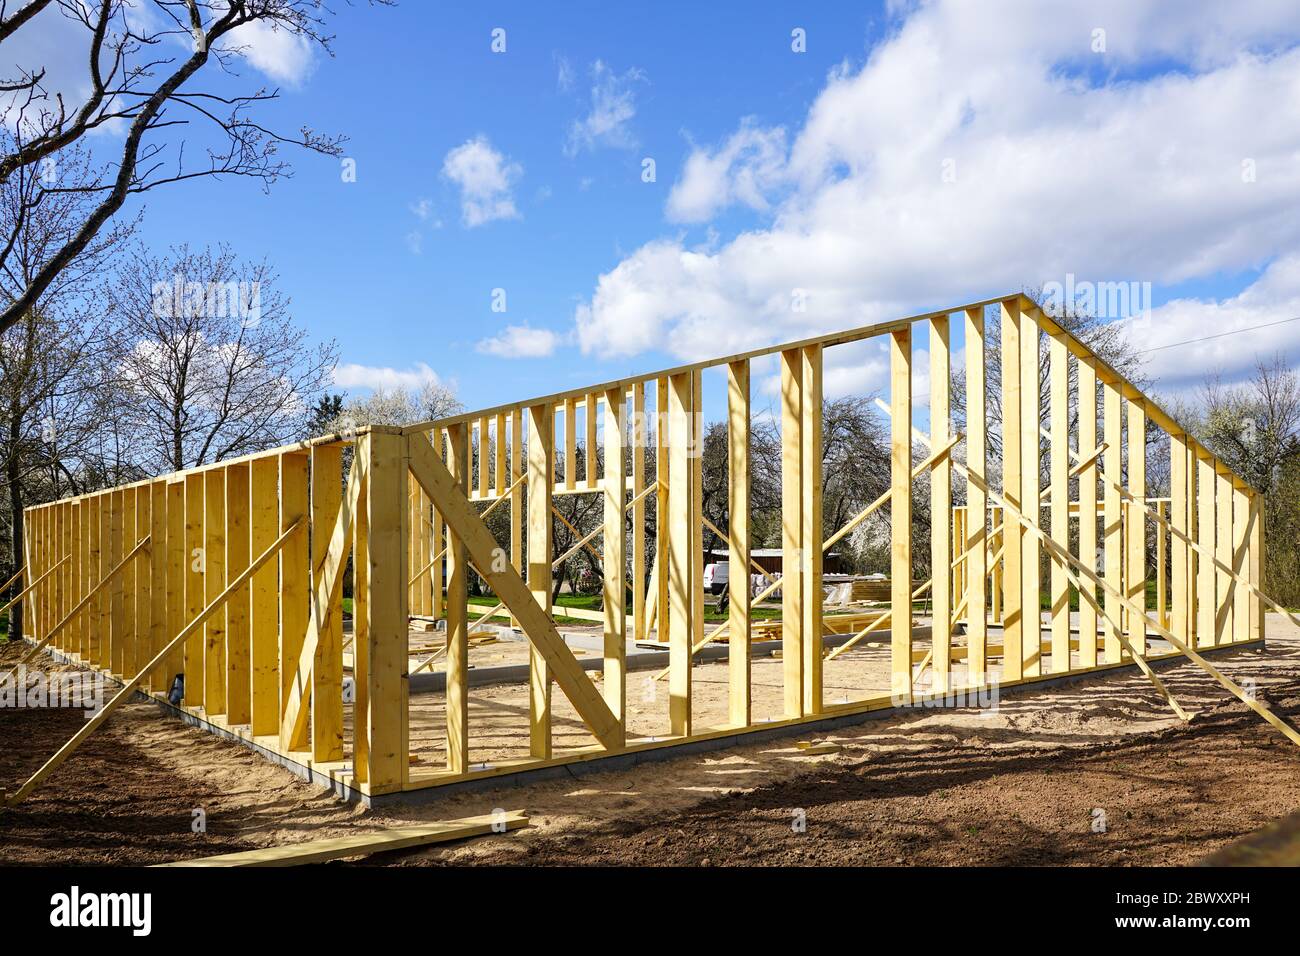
[1136,314,1300,355]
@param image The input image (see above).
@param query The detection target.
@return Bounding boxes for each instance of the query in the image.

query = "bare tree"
[1196,355,1300,494]
[0,0,391,338]
[0,137,133,638]
[111,243,337,471]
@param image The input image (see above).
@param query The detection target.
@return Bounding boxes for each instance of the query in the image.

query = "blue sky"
[18,1,1300,420]
[131,2,882,410]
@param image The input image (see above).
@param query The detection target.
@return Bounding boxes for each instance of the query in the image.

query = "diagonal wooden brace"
[407,432,622,750]
[281,457,364,751]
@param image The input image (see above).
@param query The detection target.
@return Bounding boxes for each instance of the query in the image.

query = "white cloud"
[477,323,562,359]
[565,61,645,156]
[442,136,522,227]
[573,0,1300,392]
[556,54,576,93]
[1134,255,1300,392]
[667,120,789,223]
[334,362,442,393]
[225,18,316,86]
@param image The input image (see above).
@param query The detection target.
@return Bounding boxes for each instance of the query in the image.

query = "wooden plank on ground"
[155,811,528,867]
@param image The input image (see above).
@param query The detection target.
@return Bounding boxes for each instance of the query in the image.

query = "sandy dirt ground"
[1,618,1298,866]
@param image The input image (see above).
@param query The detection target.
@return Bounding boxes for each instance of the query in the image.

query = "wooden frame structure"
[13,293,1282,803]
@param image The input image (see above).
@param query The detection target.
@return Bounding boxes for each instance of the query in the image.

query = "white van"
[703,561,730,595]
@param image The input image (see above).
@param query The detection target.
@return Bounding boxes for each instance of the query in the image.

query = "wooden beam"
[509,412,523,629]
[801,345,823,714]
[1216,466,1233,644]
[964,307,987,681]
[564,396,577,492]
[631,383,647,645]
[1,519,302,809]
[183,473,204,704]
[165,482,184,689]
[1127,400,1147,654]
[780,349,804,717]
[1196,448,1216,648]
[249,456,279,735]
[586,392,599,488]
[5,543,145,680]
[1020,307,1041,677]
[1170,431,1189,652]
[526,404,553,758]
[155,811,528,867]
[1000,298,1023,681]
[360,430,408,793]
[727,360,751,727]
[890,327,912,703]
[278,453,310,751]
[0,554,67,618]
[1250,491,1263,641]
[1102,379,1123,664]
[445,422,470,773]
[1049,334,1070,673]
[1233,483,1249,643]
[930,317,951,693]
[407,431,623,750]
[603,386,627,742]
[669,371,695,735]
[203,470,226,713]
[149,484,168,692]
[282,452,361,756]
[225,463,251,725]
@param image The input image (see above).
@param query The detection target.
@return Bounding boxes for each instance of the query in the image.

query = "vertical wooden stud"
[1020,308,1041,676]
[1196,449,1216,648]
[930,317,952,692]
[727,360,751,726]
[1170,432,1189,646]
[890,328,913,703]
[1000,300,1023,681]
[310,443,344,761]
[225,463,251,725]
[564,396,578,492]
[526,404,554,758]
[1126,399,1147,653]
[279,452,309,750]
[249,456,279,736]
[668,372,695,735]
[779,349,804,716]
[165,481,185,688]
[203,469,226,713]
[1216,466,1233,645]
[632,384,647,645]
[801,345,823,714]
[603,386,627,742]
[964,307,988,682]
[1049,334,1070,672]
[1232,484,1249,644]
[445,422,469,773]
[359,430,409,792]
[1102,380,1123,664]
